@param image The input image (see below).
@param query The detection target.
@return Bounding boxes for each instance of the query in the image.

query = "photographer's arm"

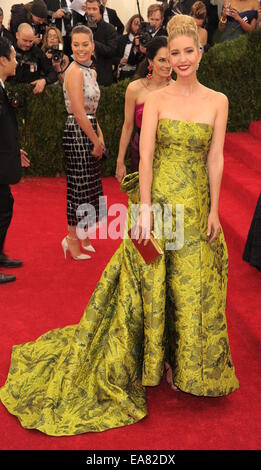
[55,54,70,84]
[115,83,136,182]
[39,49,58,85]
[66,66,103,159]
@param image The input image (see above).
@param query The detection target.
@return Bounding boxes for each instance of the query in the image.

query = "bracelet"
[220,17,227,24]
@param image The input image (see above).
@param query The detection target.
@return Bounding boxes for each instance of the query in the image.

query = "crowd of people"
[0,0,260,91]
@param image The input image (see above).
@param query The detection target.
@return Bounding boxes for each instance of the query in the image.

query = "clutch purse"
[128,229,163,264]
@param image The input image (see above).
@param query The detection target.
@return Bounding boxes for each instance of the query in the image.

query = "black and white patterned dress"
[63,63,105,228]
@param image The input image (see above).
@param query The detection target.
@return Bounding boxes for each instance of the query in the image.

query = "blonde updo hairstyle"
[167,14,200,50]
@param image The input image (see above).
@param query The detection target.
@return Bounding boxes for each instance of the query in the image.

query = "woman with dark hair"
[115,36,172,181]
[114,14,143,81]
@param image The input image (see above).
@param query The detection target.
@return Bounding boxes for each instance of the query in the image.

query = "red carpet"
[0,123,261,450]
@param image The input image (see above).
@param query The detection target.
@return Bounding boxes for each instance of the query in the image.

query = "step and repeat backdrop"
[2,1,153,28]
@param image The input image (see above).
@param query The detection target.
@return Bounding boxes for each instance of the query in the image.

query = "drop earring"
[146,63,153,80]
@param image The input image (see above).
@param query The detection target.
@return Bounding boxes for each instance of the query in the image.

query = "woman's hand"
[92,138,104,160]
[221,6,228,19]
[135,205,153,246]
[115,161,127,182]
[207,211,221,244]
[46,50,52,60]
[20,149,30,167]
[229,8,241,22]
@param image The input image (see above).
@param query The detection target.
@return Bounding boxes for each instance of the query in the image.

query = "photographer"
[114,14,143,81]
[42,25,70,83]
[10,0,48,46]
[147,3,168,37]
[83,0,118,86]
[44,1,73,55]
[11,23,57,93]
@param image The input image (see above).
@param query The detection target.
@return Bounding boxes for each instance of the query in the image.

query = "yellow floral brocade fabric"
[0,120,239,436]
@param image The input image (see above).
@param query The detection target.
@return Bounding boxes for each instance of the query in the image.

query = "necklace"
[143,77,170,90]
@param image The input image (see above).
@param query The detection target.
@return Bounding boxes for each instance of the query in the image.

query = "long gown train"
[0,120,239,436]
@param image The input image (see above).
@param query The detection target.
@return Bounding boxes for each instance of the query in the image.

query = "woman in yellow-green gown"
[0,16,239,436]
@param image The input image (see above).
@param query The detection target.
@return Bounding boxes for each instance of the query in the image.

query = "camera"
[47,44,64,63]
[33,23,47,40]
[63,8,72,34]
[16,52,37,73]
[84,14,97,29]
[136,22,155,47]
[7,91,25,109]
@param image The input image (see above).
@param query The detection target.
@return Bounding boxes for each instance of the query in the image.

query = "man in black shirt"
[11,23,57,93]
[0,37,30,284]
[10,0,48,46]
[84,0,118,86]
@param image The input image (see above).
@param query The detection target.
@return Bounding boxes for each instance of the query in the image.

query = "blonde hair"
[190,1,207,20]
[42,26,63,52]
[167,14,200,49]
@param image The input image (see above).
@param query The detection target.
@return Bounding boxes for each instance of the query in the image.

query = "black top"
[114,34,140,67]
[0,84,21,185]
[0,27,15,45]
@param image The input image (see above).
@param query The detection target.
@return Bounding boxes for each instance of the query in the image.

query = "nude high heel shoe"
[61,237,91,260]
[81,241,96,253]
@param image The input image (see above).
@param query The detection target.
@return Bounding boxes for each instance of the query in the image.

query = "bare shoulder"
[202,85,228,106]
[146,85,168,103]
[66,62,82,80]
[126,78,144,95]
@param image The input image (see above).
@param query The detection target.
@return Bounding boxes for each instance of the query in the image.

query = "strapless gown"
[130,103,144,172]
[0,120,239,436]
[217,10,258,42]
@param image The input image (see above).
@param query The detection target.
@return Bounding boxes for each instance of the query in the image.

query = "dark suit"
[114,34,140,80]
[44,0,65,32]
[0,83,21,253]
[152,26,168,38]
[0,27,15,45]
[103,7,124,35]
[82,18,118,86]
[114,34,139,66]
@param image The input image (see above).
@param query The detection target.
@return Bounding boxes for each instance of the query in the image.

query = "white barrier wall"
[1,1,153,28]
